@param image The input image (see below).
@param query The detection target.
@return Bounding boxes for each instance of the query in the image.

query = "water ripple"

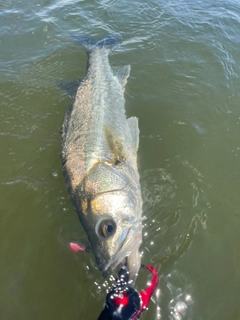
[141,155,211,268]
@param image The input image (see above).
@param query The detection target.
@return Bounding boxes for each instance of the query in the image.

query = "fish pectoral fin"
[113,65,131,88]
[104,125,127,165]
[127,117,140,155]
[58,79,82,98]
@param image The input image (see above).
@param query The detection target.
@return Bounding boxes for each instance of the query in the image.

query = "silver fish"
[61,35,142,280]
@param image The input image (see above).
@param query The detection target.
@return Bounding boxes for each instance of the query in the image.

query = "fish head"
[81,189,142,281]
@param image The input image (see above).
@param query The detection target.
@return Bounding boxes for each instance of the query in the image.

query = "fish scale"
[61,35,142,281]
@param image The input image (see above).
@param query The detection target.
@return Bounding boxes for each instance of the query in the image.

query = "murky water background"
[1,0,240,319]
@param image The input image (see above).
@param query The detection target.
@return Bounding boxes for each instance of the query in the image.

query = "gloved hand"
[98,264,158,320]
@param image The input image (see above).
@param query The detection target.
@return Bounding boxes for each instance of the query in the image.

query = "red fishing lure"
[69,242,158,319]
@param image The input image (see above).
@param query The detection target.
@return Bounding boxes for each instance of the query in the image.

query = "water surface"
[1,0,240,319]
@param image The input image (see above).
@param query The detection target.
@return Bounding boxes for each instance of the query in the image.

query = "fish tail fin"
[71,34,121,54]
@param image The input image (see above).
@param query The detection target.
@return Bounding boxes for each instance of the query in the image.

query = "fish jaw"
[78,189,142,281]
[104,228,142,282]
[93,222,142,281]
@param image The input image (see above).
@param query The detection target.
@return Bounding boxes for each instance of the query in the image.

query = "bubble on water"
[156,288,160,298]
[52,172,58,177]
[185,294,192,302]
[171,311,182,320]
[167,271,194,319]
[156,305,161,319]
[174,301,187,315]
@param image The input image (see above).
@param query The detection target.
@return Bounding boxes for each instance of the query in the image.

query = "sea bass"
[61,35,142,280]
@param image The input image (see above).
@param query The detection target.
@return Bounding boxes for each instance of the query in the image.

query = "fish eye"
[100,219,116,238]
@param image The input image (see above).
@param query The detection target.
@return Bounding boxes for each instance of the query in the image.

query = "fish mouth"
[103,226,142,280]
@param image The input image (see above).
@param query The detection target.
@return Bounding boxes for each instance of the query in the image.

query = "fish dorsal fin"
[104,125,126,165]
[127,117,139,155]
[113,65,131,88]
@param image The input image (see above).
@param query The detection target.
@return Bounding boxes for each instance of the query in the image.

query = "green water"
[1,0,240,319]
